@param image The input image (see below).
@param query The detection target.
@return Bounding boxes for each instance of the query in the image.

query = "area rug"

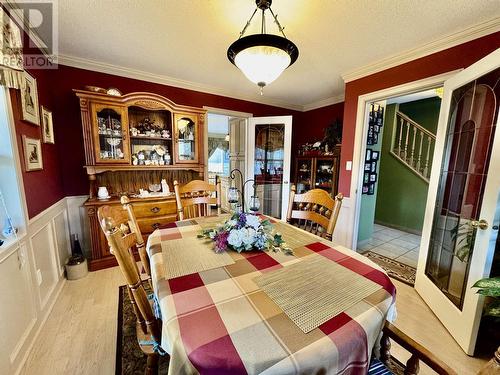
[362,251,416,286]
[116,285,169,375]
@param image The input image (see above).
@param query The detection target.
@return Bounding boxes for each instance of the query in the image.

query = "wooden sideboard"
[75,89,207,270]
[84,195,177,271]
[294,147,341,196]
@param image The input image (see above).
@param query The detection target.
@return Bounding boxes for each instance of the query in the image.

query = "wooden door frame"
[349,70,461,251]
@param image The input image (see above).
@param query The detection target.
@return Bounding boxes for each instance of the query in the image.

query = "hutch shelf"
[294,146,341,196]
[75,89,207,270]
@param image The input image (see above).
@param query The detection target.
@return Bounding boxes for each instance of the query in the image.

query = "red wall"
[50,65,303,197]
[11,67,65,218]
[339,32,500,196]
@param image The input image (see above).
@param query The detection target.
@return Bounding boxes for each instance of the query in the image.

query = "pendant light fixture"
[227,0,299,94]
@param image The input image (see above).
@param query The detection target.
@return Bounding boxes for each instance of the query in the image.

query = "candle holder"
[229,168,259,213]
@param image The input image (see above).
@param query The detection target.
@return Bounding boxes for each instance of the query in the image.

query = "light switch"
[346,161,352,171]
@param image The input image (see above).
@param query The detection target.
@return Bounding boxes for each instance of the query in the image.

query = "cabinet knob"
[151,223,160,230]
[151,206,161,213]
[471,219,488,230]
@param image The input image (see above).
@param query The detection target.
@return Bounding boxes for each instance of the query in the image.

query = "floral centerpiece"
[198,212,293,255]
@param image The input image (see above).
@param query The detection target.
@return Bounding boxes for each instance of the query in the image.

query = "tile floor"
[358,223,421,268]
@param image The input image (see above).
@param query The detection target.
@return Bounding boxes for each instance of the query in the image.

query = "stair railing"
[390,111,436,183]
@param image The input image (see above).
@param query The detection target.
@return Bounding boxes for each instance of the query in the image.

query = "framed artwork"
[23,136,43,171]
[374,124,380,133]
[373,133,379,144]
[368,183,375,195]
[371,161,377,173]
[365,148,372,161]
[364,172,370,184]
[372,151,379,161]
[364,162,371,171]
[21,72,40,125]
[370,173,377,182]
[362,184,369,194]
[41,106,55,144]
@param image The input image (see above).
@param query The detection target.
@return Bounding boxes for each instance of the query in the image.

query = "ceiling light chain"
[227,0,299,94]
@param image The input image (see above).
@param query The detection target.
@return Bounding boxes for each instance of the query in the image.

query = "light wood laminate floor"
[19,268,487,375]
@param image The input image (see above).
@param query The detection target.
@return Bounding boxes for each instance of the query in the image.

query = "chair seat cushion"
[368,358,393,375]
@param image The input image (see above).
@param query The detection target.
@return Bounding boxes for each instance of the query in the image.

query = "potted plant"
[474,277,500,374]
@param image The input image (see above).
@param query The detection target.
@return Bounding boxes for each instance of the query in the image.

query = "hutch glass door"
[415,50,500,355]
[174,113,198,163]
[247,116,292,219]
[92,104,129,164]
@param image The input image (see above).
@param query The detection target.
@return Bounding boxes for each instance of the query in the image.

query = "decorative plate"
[107,87,122,96]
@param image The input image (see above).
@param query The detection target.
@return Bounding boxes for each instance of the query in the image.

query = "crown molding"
[57,54,305,111]
[302,94,345,112]
[341,17,500,83]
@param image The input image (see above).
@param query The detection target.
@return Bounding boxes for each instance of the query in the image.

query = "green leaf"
[484,300,500,317]
[473,277,500,289]
[476,288,500,297]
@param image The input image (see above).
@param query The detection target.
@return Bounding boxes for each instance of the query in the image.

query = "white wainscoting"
[0,197,71,375]
[332,196,353,248]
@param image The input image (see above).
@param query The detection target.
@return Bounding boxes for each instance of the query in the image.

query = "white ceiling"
[56,0,500,110]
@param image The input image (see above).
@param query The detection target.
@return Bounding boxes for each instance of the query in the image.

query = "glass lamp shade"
[249,195,261,212]
[227,187,240,204]
[234,45,291,87]
[228,34,298,89]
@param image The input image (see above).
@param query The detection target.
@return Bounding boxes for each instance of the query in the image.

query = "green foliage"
[450,221,475,262]
[473,277,500,317]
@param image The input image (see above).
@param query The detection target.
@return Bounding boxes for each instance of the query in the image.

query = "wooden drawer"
[137,214,177,234]
[132,200,177,219]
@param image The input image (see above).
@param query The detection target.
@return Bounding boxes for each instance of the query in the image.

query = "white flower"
[245,215,261,230]
[227,229,244,248]
[241,228,256,247]
[226,219,237,227]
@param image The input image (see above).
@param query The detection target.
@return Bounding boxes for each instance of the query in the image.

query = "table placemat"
[162,236,235,279]
[254,253,382,333]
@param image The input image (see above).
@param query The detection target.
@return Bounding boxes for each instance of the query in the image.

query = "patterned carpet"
[363,251,416,286]
[116,285,169,375]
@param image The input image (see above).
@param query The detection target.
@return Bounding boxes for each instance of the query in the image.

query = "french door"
[415,49,500,355]
[246,116,292,219]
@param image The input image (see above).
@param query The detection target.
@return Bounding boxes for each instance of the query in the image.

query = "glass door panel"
[425,69,499,309]
[174,113,198,163]
[254,124,285,218]
[295,157,312,193]
[315,158,336,194]
[93,104,129,164]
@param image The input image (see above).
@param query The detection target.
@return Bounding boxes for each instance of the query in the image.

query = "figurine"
[132,154,138,165]
[162,129,170,139]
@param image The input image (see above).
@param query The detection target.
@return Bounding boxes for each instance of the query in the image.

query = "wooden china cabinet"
[294,146,341,196]
[75,89,206,270]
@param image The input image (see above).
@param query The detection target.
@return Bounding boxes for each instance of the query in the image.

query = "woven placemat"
[254,254,382,333]
[162,236,235,279]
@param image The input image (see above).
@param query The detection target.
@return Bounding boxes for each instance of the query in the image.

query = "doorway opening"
[356,88,443,285]
[206,112,248,212]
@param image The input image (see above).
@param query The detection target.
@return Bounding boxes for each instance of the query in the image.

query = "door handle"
[471,219,488,230]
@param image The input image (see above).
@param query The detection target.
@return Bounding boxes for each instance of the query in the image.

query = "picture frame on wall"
[371,161,377,173]
[365,148,372,161]
[374,124,380,133]
[41,106,55,144]
[362,184,369,194]
[370,173,377,182]
[368,183,375,195]
[23,136,43,171]
[364,172,370,184]
[372,151,379,161]
[364,162,371,171]
[20,72,40,125]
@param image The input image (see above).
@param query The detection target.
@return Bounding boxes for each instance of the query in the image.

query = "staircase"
[390,111,436,182]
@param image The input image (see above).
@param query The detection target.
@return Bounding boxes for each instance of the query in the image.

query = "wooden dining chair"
[369,321,456,375]
[174,179,221,220]
[286,185,343,240]
[98,206,166,375]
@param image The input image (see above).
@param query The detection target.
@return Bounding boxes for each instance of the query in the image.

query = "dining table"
[146,214,397,375]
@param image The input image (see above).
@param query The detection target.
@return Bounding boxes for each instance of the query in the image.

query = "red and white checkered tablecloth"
[146,215,396,375]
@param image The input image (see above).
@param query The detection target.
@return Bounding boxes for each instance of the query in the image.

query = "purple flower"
[237,213,247,228]
[214,231,229,253]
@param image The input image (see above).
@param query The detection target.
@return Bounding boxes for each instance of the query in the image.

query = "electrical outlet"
[36,269,43,285]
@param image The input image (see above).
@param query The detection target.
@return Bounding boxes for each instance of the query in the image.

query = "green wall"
[374,97,441,233]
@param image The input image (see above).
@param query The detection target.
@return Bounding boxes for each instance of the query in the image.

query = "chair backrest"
[97,205,161,342]
[286,185,343,240]
[174,179,221,220]
[120,196,151,279]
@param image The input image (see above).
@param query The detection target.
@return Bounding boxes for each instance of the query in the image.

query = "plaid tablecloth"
[146,215,396,375]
